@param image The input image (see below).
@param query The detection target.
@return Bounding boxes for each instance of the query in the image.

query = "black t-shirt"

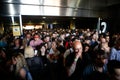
[65,52,84,80]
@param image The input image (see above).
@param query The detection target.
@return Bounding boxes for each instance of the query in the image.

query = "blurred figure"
[0,36,7,48]
[105,35,110,43]
[90,34,99,49]
[109,38,120,61]
[65,40,84,80]
[36,43,49,67]
[23,33,32,47]
[10,53,32,80]
[82,43,92,67]
[107,60,120,80]
[0,47,12,80]
[95,37,110,53]
[24,46,43,80]
[43,35,52,51]
[29,33,43,49]
[48,41,60,63]
[0,48,7,65]
[43,35,50,43]
[10,38,24,54]
[83,49,109,80]
[56,39,66,55]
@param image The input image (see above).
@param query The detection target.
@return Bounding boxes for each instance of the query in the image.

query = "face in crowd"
[73,41,83,58]
[34,34,40,41]
[94,50,108,67]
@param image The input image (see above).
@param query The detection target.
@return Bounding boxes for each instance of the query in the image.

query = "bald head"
[73,40,83,58]
[73,40,82,47]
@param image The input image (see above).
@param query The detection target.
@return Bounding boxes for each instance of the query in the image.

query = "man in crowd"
[65,40,84,80]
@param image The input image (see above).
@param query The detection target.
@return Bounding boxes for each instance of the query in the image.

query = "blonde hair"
[14,53,28,74]
[24,46,34,58]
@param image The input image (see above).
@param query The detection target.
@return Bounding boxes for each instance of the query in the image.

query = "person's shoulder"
[66,52,75,62]
[33,56,40,60]
[67,52,74,57]
[29,40,34,43]
[84,64,94,70]
[83,64,94,76]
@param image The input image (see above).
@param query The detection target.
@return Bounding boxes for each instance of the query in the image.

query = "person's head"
[107,60,120,80]
[26,33,31,39]
[40,45,46,56]
[60,34,65,40]
[44,35,50,42]
[83,43,90,52]
[73,40,83,58]
[100,37,106,43]
[36,43,46,56]
[14,38,20,45]
[115,38,120,50]
[114,68,120,80]
[57,39,63,46]
[92,34,98,41]
[0,48,6,59]
[105,35,110,43]
[24,46,34,58]
[34,34,40,41]
[12,53,28,73]
[84,37,91,45]
[93,49,108,67]
[52,33,57,38]
[51,41,57,50]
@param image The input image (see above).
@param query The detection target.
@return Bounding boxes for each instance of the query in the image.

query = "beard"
[95,62,105,67]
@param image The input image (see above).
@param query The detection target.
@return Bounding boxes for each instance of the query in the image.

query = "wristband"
[74,58,78,62]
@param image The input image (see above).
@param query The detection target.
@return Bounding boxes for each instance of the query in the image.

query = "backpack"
[26,56,43,80]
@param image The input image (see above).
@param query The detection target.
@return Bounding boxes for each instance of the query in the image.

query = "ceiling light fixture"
[73,17,76,19]
[42,17,46,19]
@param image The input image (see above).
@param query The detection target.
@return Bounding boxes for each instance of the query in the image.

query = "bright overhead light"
[9,4,15,15]
[20,0,39,4]
[20,5,40,15]
[73,17,76,19]
[23,25,34,30]
[11,16,15,24]
[42,17,46,19]
[44,6,60,16]
[44,0,60,6]
[8,0,13,3]
[53,21,57,24]
[40,21,45,24]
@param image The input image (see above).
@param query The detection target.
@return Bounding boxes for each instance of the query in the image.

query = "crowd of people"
[0,28,120,80]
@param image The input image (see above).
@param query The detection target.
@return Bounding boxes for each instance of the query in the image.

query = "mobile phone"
[34,50,38,56]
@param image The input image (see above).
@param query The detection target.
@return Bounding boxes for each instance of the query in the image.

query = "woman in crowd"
[10,53,32,80]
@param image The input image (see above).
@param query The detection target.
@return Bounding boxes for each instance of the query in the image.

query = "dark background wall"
[107,4,120,34]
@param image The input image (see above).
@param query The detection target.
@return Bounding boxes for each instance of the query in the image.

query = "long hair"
[14,53,28,74]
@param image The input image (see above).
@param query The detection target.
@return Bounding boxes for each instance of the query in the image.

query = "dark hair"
[115,38,120,45]
[107,60,120,74]
[93,49,108,59]
[36,43,46,51]
[0,47,6,53]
